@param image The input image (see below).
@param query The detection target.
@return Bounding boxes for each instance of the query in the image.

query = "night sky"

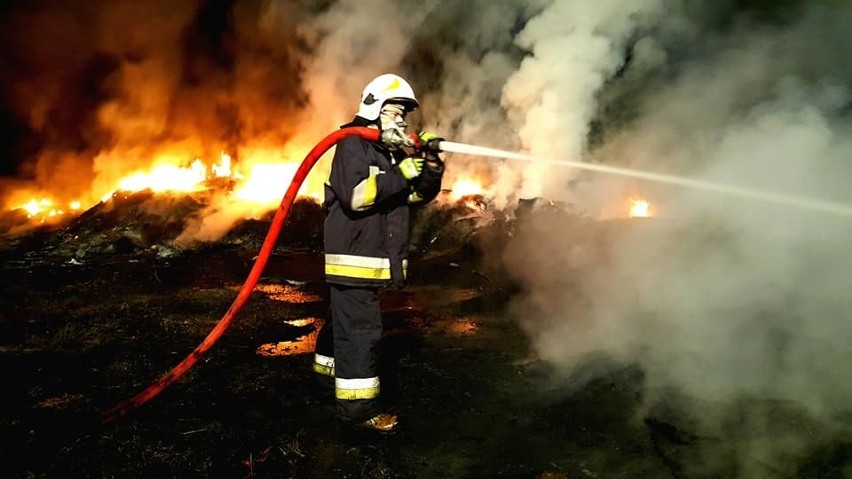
[0,2,38,176]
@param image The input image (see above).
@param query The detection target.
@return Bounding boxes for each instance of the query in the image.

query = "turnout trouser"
[313,284,382,422]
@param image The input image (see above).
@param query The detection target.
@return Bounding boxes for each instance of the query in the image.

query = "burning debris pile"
[0,174,621,283]
[55,190,204,259]
[410,193,492,258]
[0,184,532,269]
[0,189,326,264]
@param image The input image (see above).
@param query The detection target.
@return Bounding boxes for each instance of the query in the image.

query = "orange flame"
[19,198,54,218]
[212,152,235,178]
[629,197,651,218]
[449,177,484,201]
[233,163,298,204]
[15,198,82,222]
[115,159,208,194]
[8,145,487,228]
[8,146,329,224]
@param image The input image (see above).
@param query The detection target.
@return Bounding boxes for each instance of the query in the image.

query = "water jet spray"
[438,141,852,219]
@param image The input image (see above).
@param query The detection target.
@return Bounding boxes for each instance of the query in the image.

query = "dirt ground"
[1,201,849,478]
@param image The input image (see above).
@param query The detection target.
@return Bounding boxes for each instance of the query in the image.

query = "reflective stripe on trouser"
[336,376,379,400]
[330,284,382,422]
[325,253,407,281]
[313,353,335,377]
[313,307,335,377]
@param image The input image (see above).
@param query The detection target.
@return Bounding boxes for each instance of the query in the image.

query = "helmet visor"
[389,98,418,113]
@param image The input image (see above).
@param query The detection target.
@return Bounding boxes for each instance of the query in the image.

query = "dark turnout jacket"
[323,133,443,289]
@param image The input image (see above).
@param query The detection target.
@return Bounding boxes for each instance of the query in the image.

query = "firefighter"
[312,73,445,432]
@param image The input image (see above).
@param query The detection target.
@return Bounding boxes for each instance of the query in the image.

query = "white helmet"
[355,73,419,121]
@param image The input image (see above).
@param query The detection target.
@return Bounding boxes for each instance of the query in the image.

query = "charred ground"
[1,194,849,478]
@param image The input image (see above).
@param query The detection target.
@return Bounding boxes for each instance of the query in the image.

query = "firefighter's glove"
[417,131,444,154]
[398,157,424,181]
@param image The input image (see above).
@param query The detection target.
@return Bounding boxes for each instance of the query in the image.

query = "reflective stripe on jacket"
[323,134,443,288]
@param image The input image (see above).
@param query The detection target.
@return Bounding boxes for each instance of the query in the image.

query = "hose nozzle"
[422,138,443,153]
[406,133,444,155]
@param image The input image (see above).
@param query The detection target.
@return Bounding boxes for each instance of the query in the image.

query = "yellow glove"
[418,131,444,153]
[398,157,424,180]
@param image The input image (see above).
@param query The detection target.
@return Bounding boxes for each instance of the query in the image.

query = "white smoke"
[291,0,426,137]
[501,0,666,200]
[500,2,852,475]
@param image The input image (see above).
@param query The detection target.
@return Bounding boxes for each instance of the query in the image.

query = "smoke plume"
[500,1,852,475]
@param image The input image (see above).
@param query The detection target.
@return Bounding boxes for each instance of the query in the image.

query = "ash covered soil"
[0,194,847,478]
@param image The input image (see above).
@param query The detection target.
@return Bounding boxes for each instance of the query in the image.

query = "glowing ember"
[284,318,317,327]
[462,197,486,213]
[629,198,651,218]
[249,284,322,303]
[256,317,321,357]
[256,337,317,357]
[443,317,479,336]
[449,177,484,201]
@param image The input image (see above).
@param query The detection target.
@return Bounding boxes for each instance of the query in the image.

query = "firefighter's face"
[379,103,408,131]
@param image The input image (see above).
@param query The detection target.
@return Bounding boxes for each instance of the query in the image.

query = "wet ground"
[2,215,851,478]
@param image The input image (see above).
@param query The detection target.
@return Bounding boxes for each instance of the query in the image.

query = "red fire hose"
[102,127,381,423]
